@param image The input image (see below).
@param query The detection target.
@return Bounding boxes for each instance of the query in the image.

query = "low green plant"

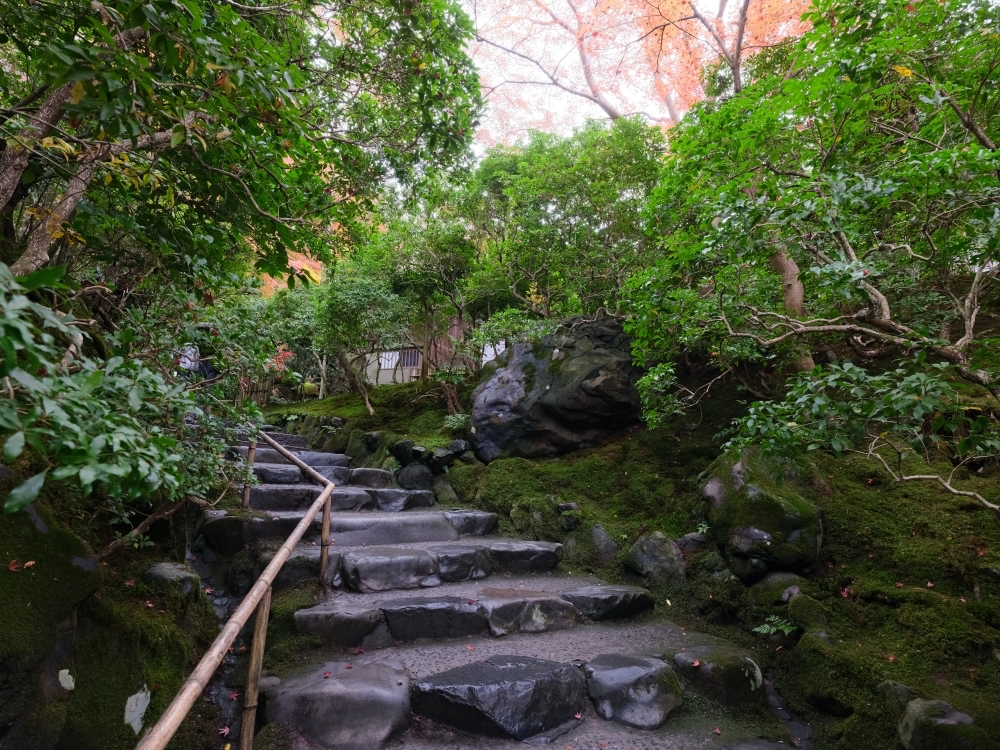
[443,412,471,430]
[752,615,797,637]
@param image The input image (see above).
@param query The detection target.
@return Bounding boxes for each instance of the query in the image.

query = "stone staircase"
[192,430,806,750]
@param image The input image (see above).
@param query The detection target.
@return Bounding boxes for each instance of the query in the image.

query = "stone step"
[262,539,565,592]
[275,621,773,749]
[230,445,350,466]
[292,577,654,649]
[252,463,304,485]
[196,508,497,555]
[247,484,434,512]
[239,431,308,449]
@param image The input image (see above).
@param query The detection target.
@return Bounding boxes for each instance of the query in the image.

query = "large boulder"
[411,655,586,741]
[470,316,641,462]
[624,532,687,591]
[667,640,765,708]
[584,654,682,729]
[702,450,822,582]
[897,698,995,750]
[261,661,410,750]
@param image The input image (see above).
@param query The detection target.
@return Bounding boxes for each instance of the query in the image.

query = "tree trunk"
[420,311,430,382]
[11,155,100,276]
[0,83,74,211]
[337,351,374,415]
[770,250,816,371]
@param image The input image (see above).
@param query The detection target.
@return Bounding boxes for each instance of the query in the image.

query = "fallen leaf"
[926,581,934,588]
[468,600,475,605]
[574,712,582,719]
[466,645,474,651]
[145,601,154,608]
[345,663,353,669]
[960,598,966,603]
[601,745,608,749]
[205,587,214,594]
[841,587,851,598]
[230,690,240,701]
[692,660,700,667]
[124,579,136,587]
[23,561,35,569]
[397,680,403,686]
[888,655,896,663]
[351,647,364,655]
[323,671,331,678]
[219,726,231,737]
[713,727,722,735]
[896,582,904,588]
[8,560,22,572]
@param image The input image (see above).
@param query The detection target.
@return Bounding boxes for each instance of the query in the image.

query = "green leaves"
[4,471,48,514]
[15,265,66,292]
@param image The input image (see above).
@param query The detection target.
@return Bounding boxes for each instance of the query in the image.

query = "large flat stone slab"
[443,509,497,536]
[433,544,492,582]
[487,540,563,572]
[293,602,386,647]
[350,468,397,488]
[412,655,585,741]
[328,514,461,546]
[250,484,375,511]
[584,654,682,729]
[381,596,488,641]
[252,463,304,484]
[312,465,351,485]
[374,488,436,512]
[478,588,578,636]
[342,547,441,592]
[263,661,409,750]
[561,585,654,621]
[233,445,351,466]
[197,511,304,555]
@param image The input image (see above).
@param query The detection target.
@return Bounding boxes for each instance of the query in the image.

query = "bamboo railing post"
[241,440,256,508]
[319,492,332,592]
[239,586,272,750]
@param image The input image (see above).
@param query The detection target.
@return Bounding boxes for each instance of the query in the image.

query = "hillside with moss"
[265,380,1000,749]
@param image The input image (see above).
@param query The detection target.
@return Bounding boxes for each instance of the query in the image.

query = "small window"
[400,349,421,368]
[379,351,399,369]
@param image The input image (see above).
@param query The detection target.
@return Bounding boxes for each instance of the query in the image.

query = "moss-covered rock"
[786,594,828,631]
[703,450,822,582]
[898,698,998,750]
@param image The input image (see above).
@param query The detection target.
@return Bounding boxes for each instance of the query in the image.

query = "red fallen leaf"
[926,581,934,588]
[905,3,916,10]
[574,712,582,719]
[323,671,331,678]
[219,727,231,737]
[840,587,851,598]
[467,600,475,605]
[691,660,700,667]
[896,582,904,588]
[960,598,967,603]
[205,587,213,594]
[714,727,722,735]
[230,690,240,701]
[345,663,353,669]
[124,579,136,587]
[8,559,22,572]
[23,561,35,569]
[351,647,364,655]
[601,745,608,749]
[466,645,474,651]
[145,601,154,608]
[887,655,896,663]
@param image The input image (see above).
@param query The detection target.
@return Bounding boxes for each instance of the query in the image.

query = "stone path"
[190,430,807,750]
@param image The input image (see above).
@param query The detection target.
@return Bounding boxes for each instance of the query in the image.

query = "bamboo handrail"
[136,430,336,750]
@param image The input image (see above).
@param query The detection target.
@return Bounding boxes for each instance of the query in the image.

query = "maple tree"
[471,0,808,139]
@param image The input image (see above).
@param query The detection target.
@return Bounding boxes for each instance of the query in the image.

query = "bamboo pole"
[319,491,332,592]
[238,586,272,750]
[255,433,335,593]
[241,440,256,509]
[135,482,333,750]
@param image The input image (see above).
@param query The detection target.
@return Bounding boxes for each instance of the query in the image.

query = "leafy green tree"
[629,0,1000,401]
[1,0,482,279]
[465,117,665,318]
[314,274,407,413]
